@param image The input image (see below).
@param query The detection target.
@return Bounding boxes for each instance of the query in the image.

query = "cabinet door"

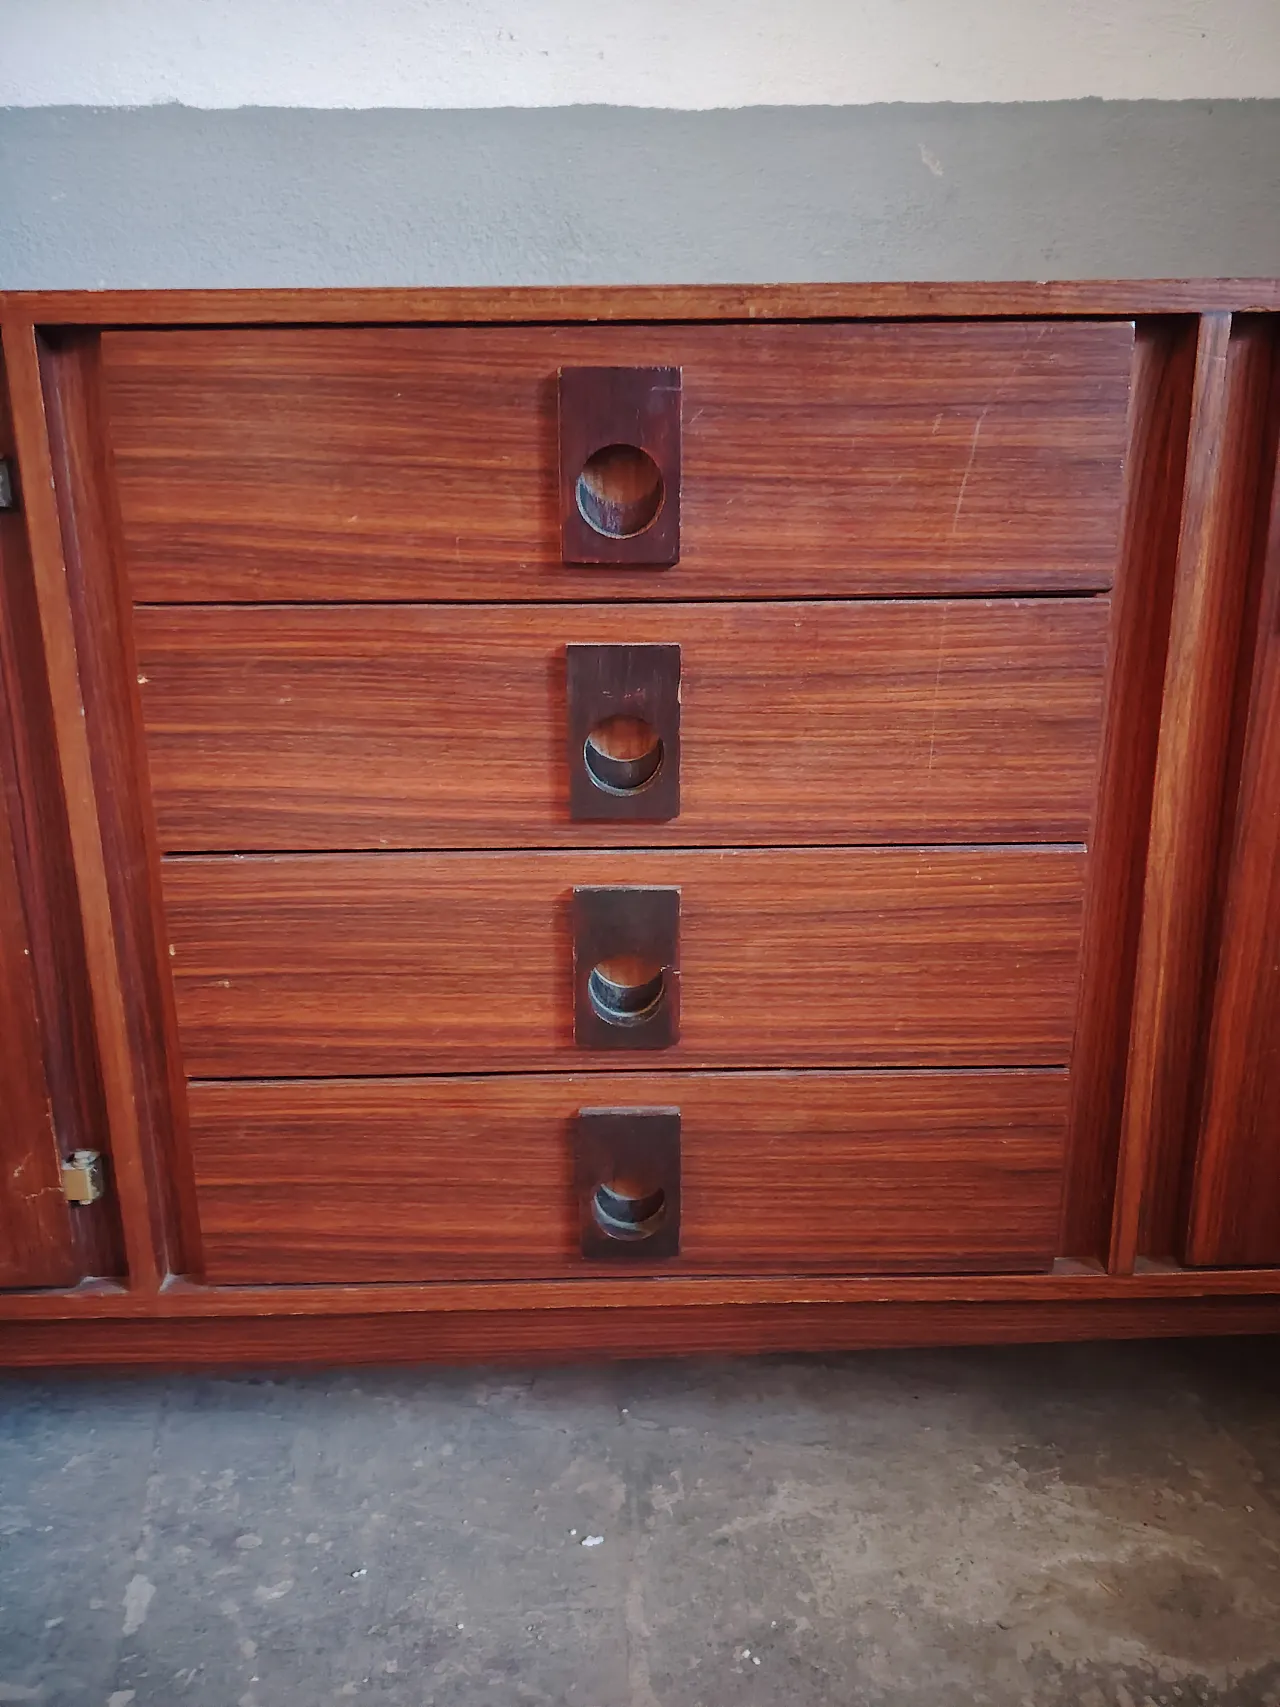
[0,775,77,1288]
[1186,541,1280,1266]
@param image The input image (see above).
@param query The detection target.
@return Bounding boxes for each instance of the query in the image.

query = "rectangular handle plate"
[567,642,680,822]
[576,1107,681,1260]
[559,366,681,567]
[573,885,680,1050]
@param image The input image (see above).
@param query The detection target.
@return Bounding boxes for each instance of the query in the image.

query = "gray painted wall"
[2,102,1279,289]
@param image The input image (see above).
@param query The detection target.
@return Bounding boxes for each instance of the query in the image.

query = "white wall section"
[3,0,1279,109]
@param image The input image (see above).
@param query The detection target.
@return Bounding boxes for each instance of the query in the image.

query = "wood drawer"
[136,598,1109,851]
[162,846,1086,1076]
[103,321,1133,602]
[187,1070,1068,1282]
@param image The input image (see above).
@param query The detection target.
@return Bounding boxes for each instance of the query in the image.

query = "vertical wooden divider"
[1,318,198,1289]
[1060,320,1198,1261]
[2,326,121,1280]
[1184,424,1280,1264]
[1110,313,1279,1271]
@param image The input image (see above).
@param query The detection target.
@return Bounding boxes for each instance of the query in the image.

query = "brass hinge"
[61,1150,104,1206]
[0,458,16,511]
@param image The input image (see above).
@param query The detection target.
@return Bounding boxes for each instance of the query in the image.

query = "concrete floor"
[1,1340,1279,1706]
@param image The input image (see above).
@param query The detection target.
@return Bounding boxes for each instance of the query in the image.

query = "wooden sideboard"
[1,282,1279,1367]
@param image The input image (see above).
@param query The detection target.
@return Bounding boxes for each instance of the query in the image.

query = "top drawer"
[101,321,1134,603]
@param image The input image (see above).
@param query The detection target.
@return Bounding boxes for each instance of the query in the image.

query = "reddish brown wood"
[184,1070,1066,1284]
[1185,420,1280,1265]
[2,320,170,1291]
[4,283,1280,1361]
[135,599,1109,850]
[100,321,1133,601]
[4,280,1280,327]
[1,333,120,1278]
[1059,321,1200,1260]
[29,330,205,1283]
[3,1292,1280,1368]
[11,1258,1280,1322]
[161,846,1087,1076]
[0,745,78,1288]
[1111,315,1279,1269]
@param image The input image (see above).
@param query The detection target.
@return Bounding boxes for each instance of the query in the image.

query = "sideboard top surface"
[2,279,1280,327]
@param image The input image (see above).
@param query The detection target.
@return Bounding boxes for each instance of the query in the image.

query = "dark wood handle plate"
[575,1107,681,1260]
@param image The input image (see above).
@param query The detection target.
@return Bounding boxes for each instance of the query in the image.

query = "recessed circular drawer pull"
[587,954,667,1027]
[591,1178,669,1242]
[576,443,664,539]
[573,889,680,1050]
[584,715,664,795]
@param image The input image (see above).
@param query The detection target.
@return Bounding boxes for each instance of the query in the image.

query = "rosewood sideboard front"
[1,282,1279,1367]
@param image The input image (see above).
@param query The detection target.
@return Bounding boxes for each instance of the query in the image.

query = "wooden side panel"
[1,327,120,1279]
[31,332,202,1284]
[1185,428,1280,1266]
[1059,320,1200,1260]
[0,761,77,1288]
[4,320,174,1288]
[136,599,1109,851]
[102,321,1134,601]
[1111,316,1279,1268]
[162,847,1087,1076]
[186,1071,1068,1282]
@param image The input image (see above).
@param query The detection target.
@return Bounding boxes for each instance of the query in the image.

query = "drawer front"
[188,1070,1068,1282]
[137,598,1109,851]
[103,321,1133,602]
[162,847,1086,1076]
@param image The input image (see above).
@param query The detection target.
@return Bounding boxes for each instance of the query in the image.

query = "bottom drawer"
[188,1071,1067,1283]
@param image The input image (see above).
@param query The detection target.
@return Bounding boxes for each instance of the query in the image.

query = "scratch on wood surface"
[949,407,987,540]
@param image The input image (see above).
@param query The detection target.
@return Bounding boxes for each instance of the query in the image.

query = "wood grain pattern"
[35,331,204,1284]
[1185,420,1280,1266]
[12,1260,1280,1322]
[2,322,170,1291]
[5,280,1280,326]
[162,846,1087,1076]
[0,282,1279,1361]
[1059,321,1200,1260]
[0,743,78,1289]
[101,321,1134,601]
[185,1070,1067,1284]
[1,333,120,1278]
[1111,316,1279,1269]
[5,1293,1280,1369]
[135,599,1110,851]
